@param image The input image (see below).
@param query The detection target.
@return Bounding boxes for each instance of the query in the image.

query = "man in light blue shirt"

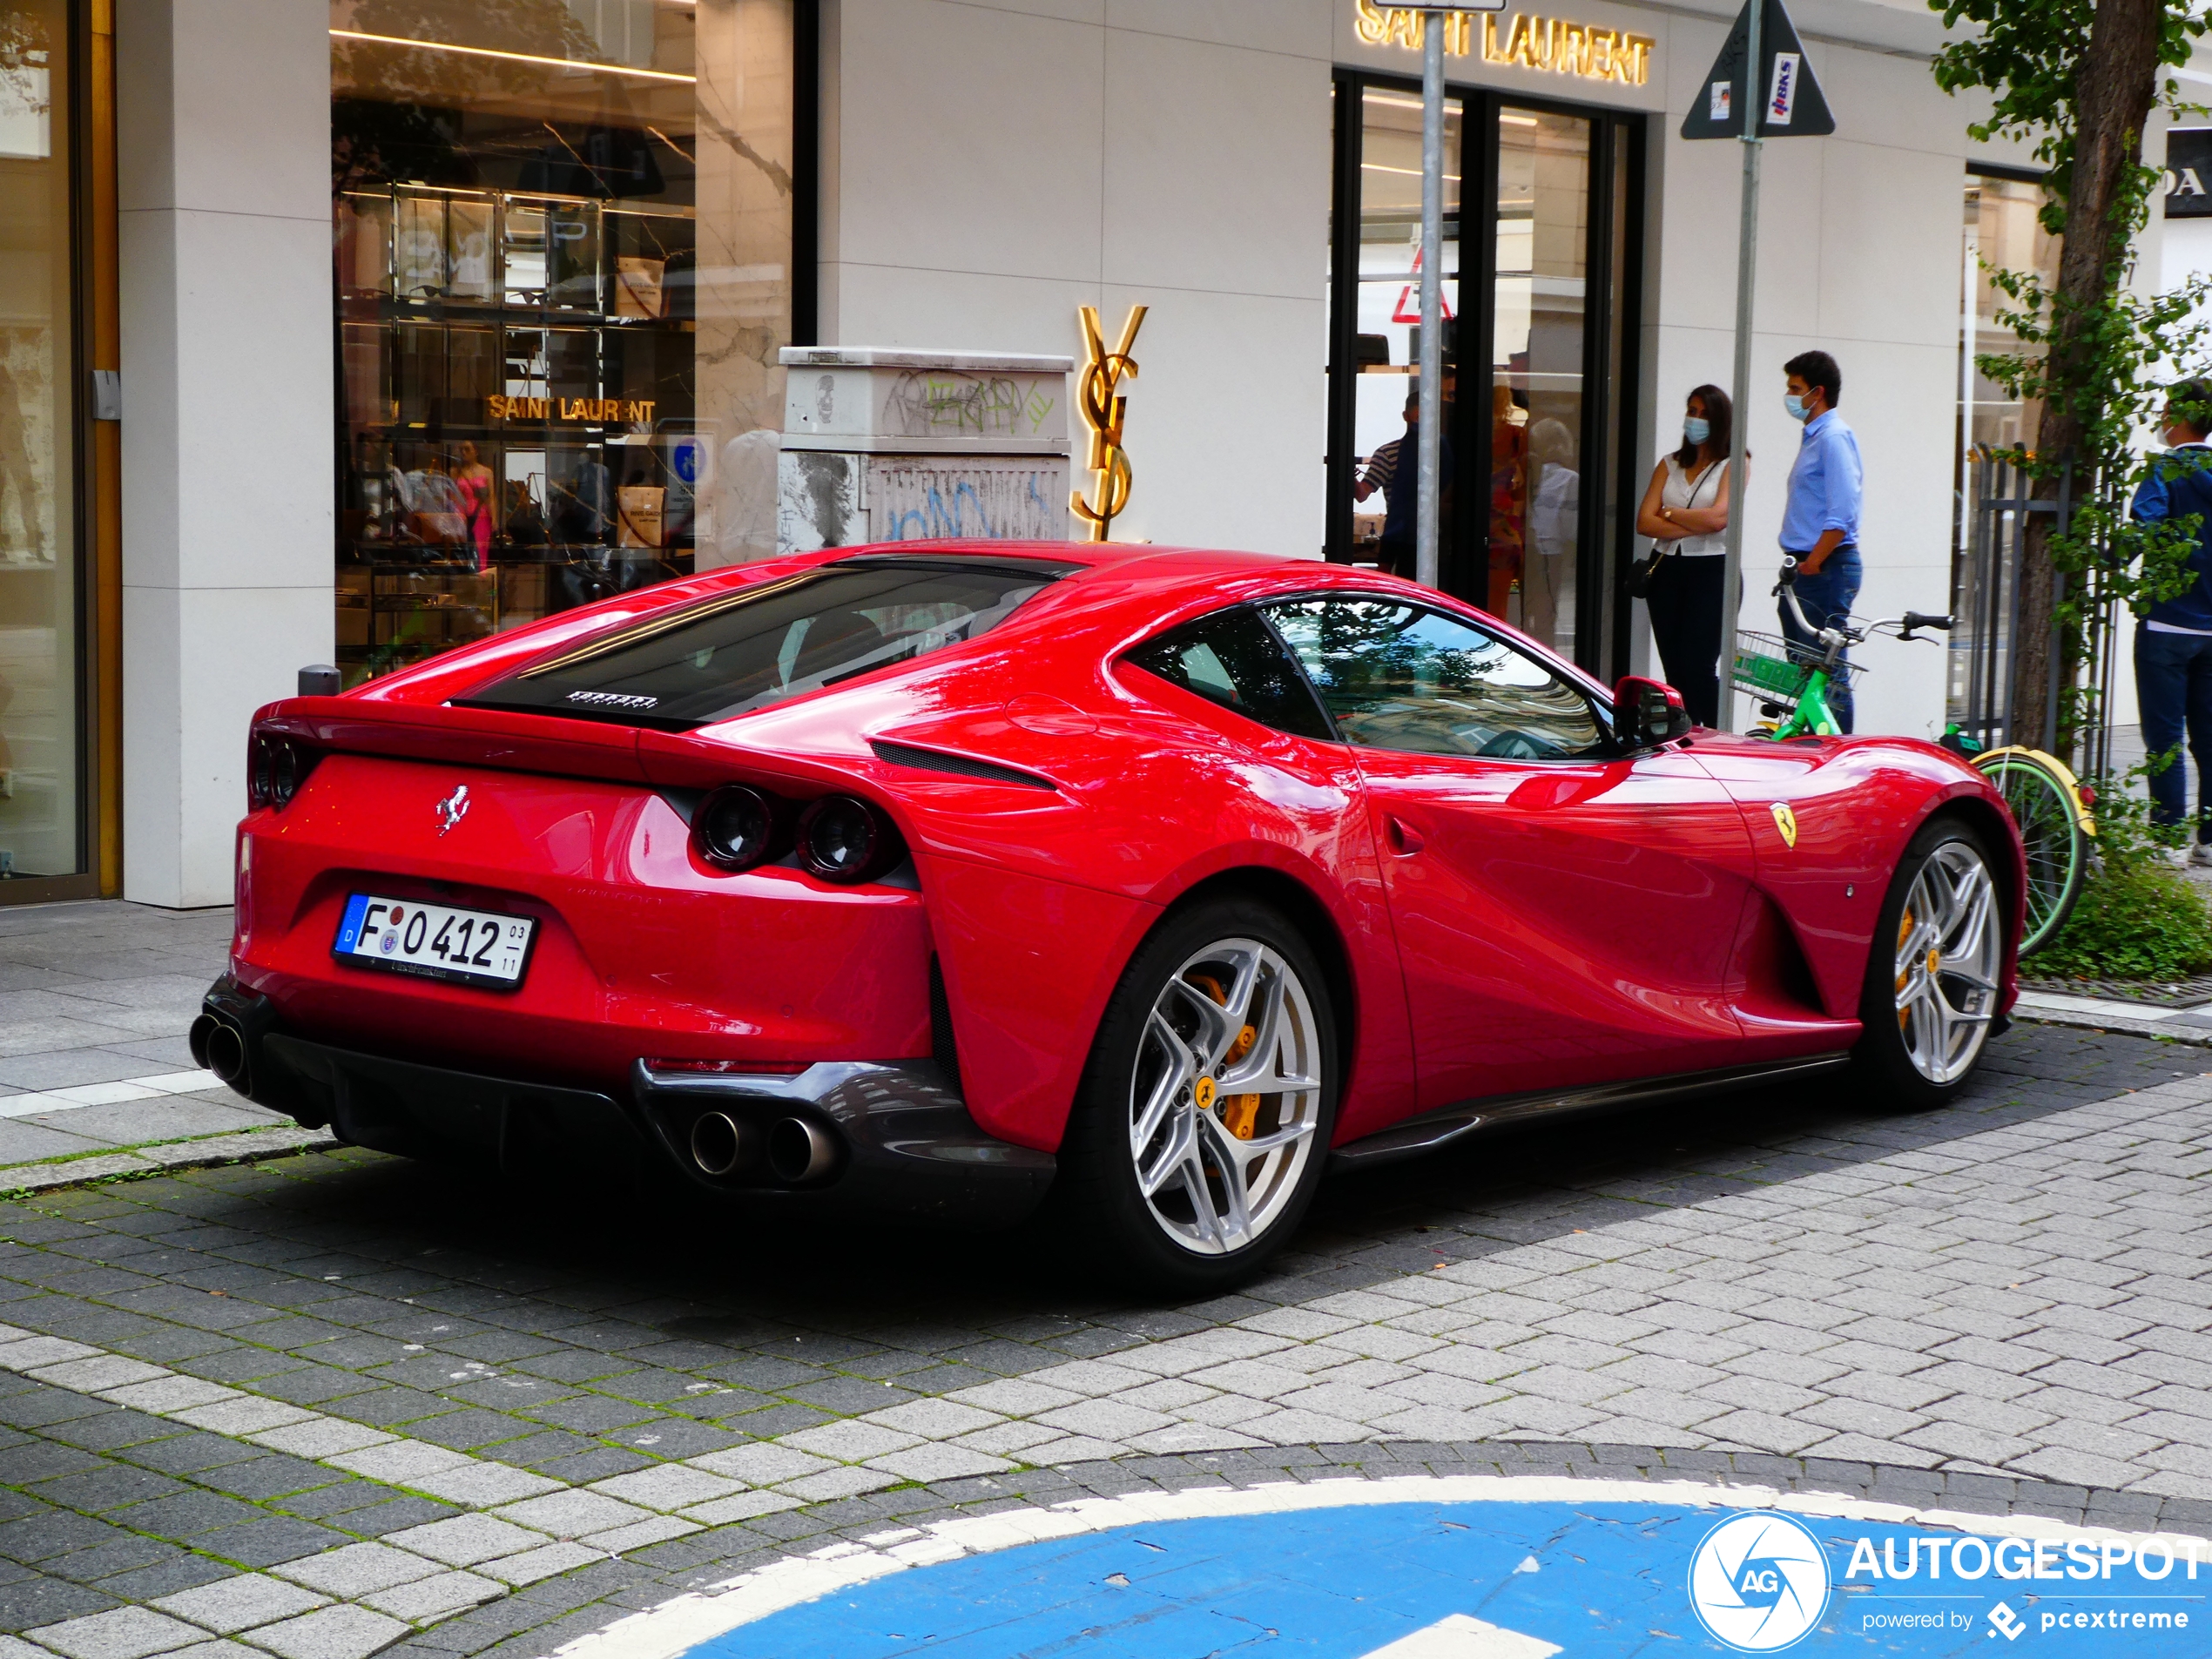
[1775,349,1864,731]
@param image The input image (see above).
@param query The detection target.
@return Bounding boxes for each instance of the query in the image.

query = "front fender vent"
[869,740,1056,791]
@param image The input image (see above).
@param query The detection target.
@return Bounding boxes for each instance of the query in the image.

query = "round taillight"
[798,794,903,884]
[270,740,302,807]
[694,785,779,873]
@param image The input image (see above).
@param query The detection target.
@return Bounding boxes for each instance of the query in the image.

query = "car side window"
[1123,607,1336,741]
[1263,597,1608,759]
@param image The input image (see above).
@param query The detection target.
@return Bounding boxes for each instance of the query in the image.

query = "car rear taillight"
[249,733,316,812]
[692,785,782,873]
[798,794,905,884]
[646,1058,810,1075]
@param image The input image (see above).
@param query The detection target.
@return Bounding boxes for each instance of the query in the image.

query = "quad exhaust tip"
[768,1116,836,1184]
[190,1015,247,1087]
[688,1111,834,1184]
[688,1112,756,1177]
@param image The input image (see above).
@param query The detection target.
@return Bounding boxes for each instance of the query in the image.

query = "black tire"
[1971,751,2087,954]
[1053,897,1338,1297]
[1853,814,2005,1110]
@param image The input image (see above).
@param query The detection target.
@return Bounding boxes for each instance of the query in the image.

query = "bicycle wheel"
[1972,750,2087,954]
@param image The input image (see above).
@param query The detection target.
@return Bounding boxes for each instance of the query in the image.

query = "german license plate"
[334,894,536,989]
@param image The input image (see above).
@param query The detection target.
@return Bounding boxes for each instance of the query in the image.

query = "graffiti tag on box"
[884,372,1059,442]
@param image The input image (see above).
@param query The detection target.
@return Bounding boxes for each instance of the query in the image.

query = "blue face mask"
[1683,416,1711,446]
[1784,393,1810,422]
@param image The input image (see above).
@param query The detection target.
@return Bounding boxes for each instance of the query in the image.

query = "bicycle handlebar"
[1771,561,1952,650]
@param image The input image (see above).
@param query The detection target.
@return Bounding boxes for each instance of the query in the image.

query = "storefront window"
[1955,173,2056,526]
[0,0,80,883]
[331,0,798,685]
[1327,74,1636,680]
[1347,85,1461,575]
[1950,171,2057,724]
[1490,106,1588,659]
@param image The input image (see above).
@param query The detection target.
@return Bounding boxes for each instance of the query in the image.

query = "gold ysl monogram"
[1070,304,1148,543]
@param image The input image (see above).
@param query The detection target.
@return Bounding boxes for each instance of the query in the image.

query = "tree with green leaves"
[1931,0,2211,758]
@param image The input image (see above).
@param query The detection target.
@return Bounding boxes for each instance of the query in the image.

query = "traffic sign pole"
[1718,0,1762,731]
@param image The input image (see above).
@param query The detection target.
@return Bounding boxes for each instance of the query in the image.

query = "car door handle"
[1385,815,1425,855]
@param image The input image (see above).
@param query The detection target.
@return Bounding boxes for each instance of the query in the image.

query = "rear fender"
[924,856,1157,1152]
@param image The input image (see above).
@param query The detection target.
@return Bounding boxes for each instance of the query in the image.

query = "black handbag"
[1629,458,1723,598]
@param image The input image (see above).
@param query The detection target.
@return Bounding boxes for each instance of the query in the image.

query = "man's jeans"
[2134,623,2212,840]
[1777,545,1863,732]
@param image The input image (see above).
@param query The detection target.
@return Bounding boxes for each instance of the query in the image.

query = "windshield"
[456,556,1076,729]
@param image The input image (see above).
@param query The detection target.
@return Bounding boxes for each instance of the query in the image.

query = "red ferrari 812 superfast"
[196,544,2022,1291]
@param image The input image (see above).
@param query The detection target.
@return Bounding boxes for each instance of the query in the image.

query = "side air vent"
[869,740,1056,791]
[929,954,961,1092]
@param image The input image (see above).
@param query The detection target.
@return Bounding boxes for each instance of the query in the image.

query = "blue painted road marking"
[589,1480,2209,1659]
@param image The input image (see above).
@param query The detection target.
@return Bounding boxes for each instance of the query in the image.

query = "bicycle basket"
[1729,631,1864,712]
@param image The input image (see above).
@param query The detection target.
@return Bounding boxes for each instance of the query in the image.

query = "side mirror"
[1614,675,1693,750]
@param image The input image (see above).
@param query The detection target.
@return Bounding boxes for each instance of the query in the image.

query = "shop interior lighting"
[1363,163,1464,182]
[330,30,697,84]
[1359,92,1540,129]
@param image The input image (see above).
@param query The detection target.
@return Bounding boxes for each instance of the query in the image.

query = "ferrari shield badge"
[1770,802,1798,848]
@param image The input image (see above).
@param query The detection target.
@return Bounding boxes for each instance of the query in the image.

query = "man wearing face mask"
[2129,381,2212,861]
[1776,349,1863,732]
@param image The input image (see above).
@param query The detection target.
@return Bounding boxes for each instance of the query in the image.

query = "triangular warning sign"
[1680,0,1835,140]
[1391,244,1454,326]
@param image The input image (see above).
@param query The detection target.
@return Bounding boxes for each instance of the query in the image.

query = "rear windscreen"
[455,556,1076,729]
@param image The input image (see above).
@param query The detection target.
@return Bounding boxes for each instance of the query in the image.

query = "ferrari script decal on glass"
[1770,802,1798,848]
[566,690,658,709]
[435,785,470,836]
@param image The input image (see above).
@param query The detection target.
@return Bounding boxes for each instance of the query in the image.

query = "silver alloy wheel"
[1129,937,1324,1257]
[1893,840,2000,1085]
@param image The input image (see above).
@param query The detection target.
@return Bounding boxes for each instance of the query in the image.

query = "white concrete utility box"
[775,347,1074,552]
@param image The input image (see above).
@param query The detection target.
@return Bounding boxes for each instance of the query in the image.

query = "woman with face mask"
[1633,385,1738,726]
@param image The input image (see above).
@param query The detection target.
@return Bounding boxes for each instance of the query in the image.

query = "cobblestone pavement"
[0,903,2204,1657]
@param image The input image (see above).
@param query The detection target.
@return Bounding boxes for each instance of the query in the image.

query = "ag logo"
[1687,1512,1830,1651]
[1770,801,1798,848]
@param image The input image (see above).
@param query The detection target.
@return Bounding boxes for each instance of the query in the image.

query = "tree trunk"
[2018,0,2163,755]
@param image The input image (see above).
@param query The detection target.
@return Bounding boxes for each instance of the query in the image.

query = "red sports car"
[196,544,2021,1291]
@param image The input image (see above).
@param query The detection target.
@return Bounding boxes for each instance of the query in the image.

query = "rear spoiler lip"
[255,696,652,787]
[250,696,890,800]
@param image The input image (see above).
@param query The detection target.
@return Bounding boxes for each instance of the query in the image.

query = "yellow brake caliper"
[1896,906,1915,1030]
[1189,973,1264,1141]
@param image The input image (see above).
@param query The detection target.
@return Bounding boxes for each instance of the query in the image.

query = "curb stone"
[0,1126,341,1197]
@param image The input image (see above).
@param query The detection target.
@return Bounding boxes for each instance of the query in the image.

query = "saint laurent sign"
[1353,3,1655,86]
[486,395,658,424]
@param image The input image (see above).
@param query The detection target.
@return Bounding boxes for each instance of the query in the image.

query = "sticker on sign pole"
[1767,51,1801,126]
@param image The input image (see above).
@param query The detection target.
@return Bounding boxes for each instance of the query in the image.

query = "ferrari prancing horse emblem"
[435,785,471,836]
[1770,802,1798,848]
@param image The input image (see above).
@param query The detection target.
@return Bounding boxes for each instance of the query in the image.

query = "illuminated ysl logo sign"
[1069,303,1148,543]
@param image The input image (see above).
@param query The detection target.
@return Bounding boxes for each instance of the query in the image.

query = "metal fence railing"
[1950,448,2119,772]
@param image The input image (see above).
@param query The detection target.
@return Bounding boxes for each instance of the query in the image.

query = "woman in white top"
[1634,385,1741,726]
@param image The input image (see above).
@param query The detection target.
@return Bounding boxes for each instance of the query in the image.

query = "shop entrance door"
[1326,78,1643,683]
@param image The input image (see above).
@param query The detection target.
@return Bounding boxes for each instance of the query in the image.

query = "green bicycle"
[1732,560,2095,955]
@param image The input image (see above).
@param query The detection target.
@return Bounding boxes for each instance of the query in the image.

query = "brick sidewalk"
[0,905,327,1181]
[0,900,2203,1658]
